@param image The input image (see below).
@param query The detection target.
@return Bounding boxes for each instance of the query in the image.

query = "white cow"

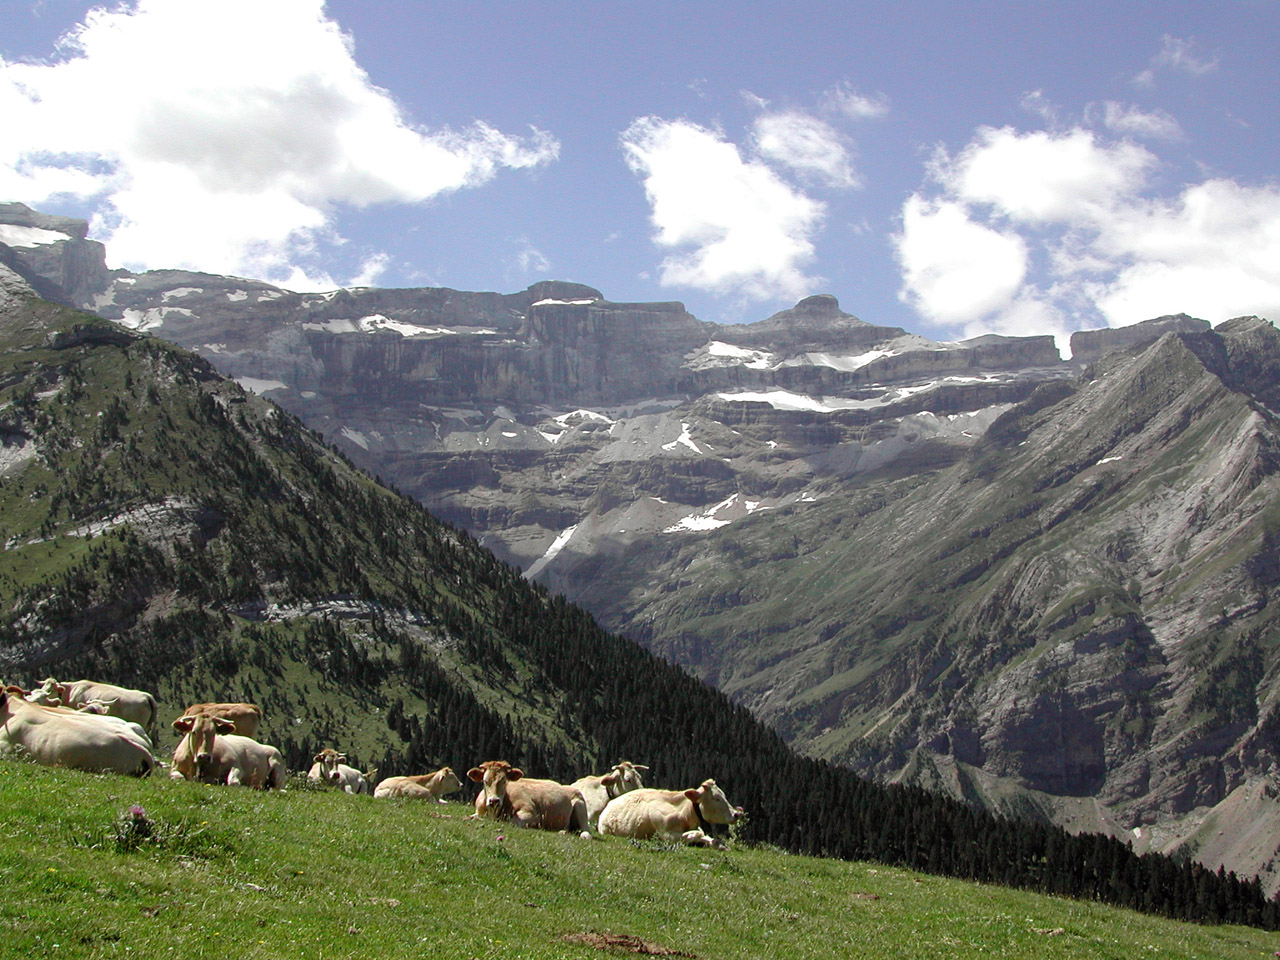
[373,767,463,800]
[0,689,155,776]
[170,714,286,788]
[307,747,373,794]
[467,760,590,835]
[599,779,743,848]
[570,760,648,824]
[35,678,158,739]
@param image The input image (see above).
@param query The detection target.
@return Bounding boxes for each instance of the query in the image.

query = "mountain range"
[4,200,1280,893]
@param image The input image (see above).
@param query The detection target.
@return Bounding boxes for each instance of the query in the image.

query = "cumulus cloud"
[894,196,1027,325]
[0,0,558,288]
[751,111,859,188]
[897,124,1280,343]
[621,116,825,302]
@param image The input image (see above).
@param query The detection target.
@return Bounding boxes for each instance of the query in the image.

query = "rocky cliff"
[5,202,1276,888]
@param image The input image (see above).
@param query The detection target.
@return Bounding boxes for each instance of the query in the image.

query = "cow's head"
[685,779,743,825]
[77,698,117,715]
[433,766,463,796]
[467,760,522,813]
[174,714,234,779]
[313,748,346,784]
[603,760,648,797]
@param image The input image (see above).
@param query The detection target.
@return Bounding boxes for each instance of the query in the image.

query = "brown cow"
[467,760,589,835]
[170,714,285,788]
[373,766,462,800]
[598,779,743,848]
[0,689,155,776]
[178,702,262,738]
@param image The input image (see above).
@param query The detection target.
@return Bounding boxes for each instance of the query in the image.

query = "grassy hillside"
[1,278,1275,929]
[3,760,1272,960]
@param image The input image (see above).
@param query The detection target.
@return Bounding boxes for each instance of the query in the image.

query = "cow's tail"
[571,794,591,838]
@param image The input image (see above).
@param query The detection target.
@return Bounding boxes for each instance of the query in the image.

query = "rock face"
[7,204,1280,889]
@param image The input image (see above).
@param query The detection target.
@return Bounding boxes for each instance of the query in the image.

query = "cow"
[177,702,262,738]
[34,678,158,739]
[373,766,463,801]
[466,760,589,836]
[598,779,743,848]
[570,760,648,824]
[307,747,373,794]
[0,689,155,776]
[170,713,286,789]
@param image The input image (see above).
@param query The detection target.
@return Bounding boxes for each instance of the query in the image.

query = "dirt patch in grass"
[561,931,698,957]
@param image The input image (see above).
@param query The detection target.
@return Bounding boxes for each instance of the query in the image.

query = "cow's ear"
[466,767,485,782]
[508,768,524,781]
[313,753,326,763]
[684,788,703,802]
[212,717,236,734]
[337,754,347,763]
[173,716,195,733]
[601,772,620,786]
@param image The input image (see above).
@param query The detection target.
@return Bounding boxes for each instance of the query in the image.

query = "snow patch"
[236,377,288,394]
[161,287,202,300]
[1096,456,1124,466]
[226,290,250,301]
[302,315,496,337]
[531,298,597,306]
[524,524,579,578]
[0,224,71,247]
[800,349,892,371]
[661,422,702,454]
[341,427,369,450]
[117,306,193,331]
[257,290,283,301]
[663,494,768,533]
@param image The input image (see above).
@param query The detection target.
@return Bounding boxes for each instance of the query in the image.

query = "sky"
[3,0,1279,351]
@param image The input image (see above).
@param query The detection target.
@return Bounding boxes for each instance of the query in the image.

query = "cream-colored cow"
[599,779,743,848]
[570,760,648,824]
[308,747,373,794]
[170,714,285,788]
[35,678,158,739]
[0,689,155,776]
[467,760,589,835]
[373,766,462,800]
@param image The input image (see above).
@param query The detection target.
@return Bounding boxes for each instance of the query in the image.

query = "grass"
[1,761,1275,960]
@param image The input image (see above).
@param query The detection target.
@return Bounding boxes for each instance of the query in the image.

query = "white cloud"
[894,195,1027,325]
[898,124,1280,340]
[1134,34,1219,88]
[752,111,859,188]
[0,0,558,287]
[822,82,890,121]
[939,126,1155,225]
[1094,101,1183,141]
[621,116,825,302]
[512,238,551,275]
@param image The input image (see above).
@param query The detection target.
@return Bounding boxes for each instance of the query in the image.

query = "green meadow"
[1,761,1275,960]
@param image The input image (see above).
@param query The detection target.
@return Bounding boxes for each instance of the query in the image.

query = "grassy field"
[1,761,1276,960]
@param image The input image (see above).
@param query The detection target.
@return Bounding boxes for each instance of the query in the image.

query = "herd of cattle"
[0,678,744,848]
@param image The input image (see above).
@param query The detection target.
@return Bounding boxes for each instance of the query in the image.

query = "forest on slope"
[0,261,1274,928]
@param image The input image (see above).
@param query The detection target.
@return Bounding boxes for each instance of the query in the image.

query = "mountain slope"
[2,263,1272,925]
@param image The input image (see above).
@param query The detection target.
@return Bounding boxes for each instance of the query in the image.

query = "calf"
[373,766,462,800]
[170,714,286,789]
[467,760,589,835]
[599,779,743,848]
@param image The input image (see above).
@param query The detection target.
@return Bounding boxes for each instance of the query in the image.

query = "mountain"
[4,202,1279,892]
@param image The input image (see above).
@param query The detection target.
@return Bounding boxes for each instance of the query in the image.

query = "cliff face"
[8,203,1280,889]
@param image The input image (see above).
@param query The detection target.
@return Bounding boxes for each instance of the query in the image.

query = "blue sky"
[3,1,1278,349]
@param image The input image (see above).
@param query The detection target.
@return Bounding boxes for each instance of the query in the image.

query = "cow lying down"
[468,760,590,837]
[308,747,375,795]
[0,688,155,777]
[373,766,462,800]
[171,714,286,789]
[599,779,743,848]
